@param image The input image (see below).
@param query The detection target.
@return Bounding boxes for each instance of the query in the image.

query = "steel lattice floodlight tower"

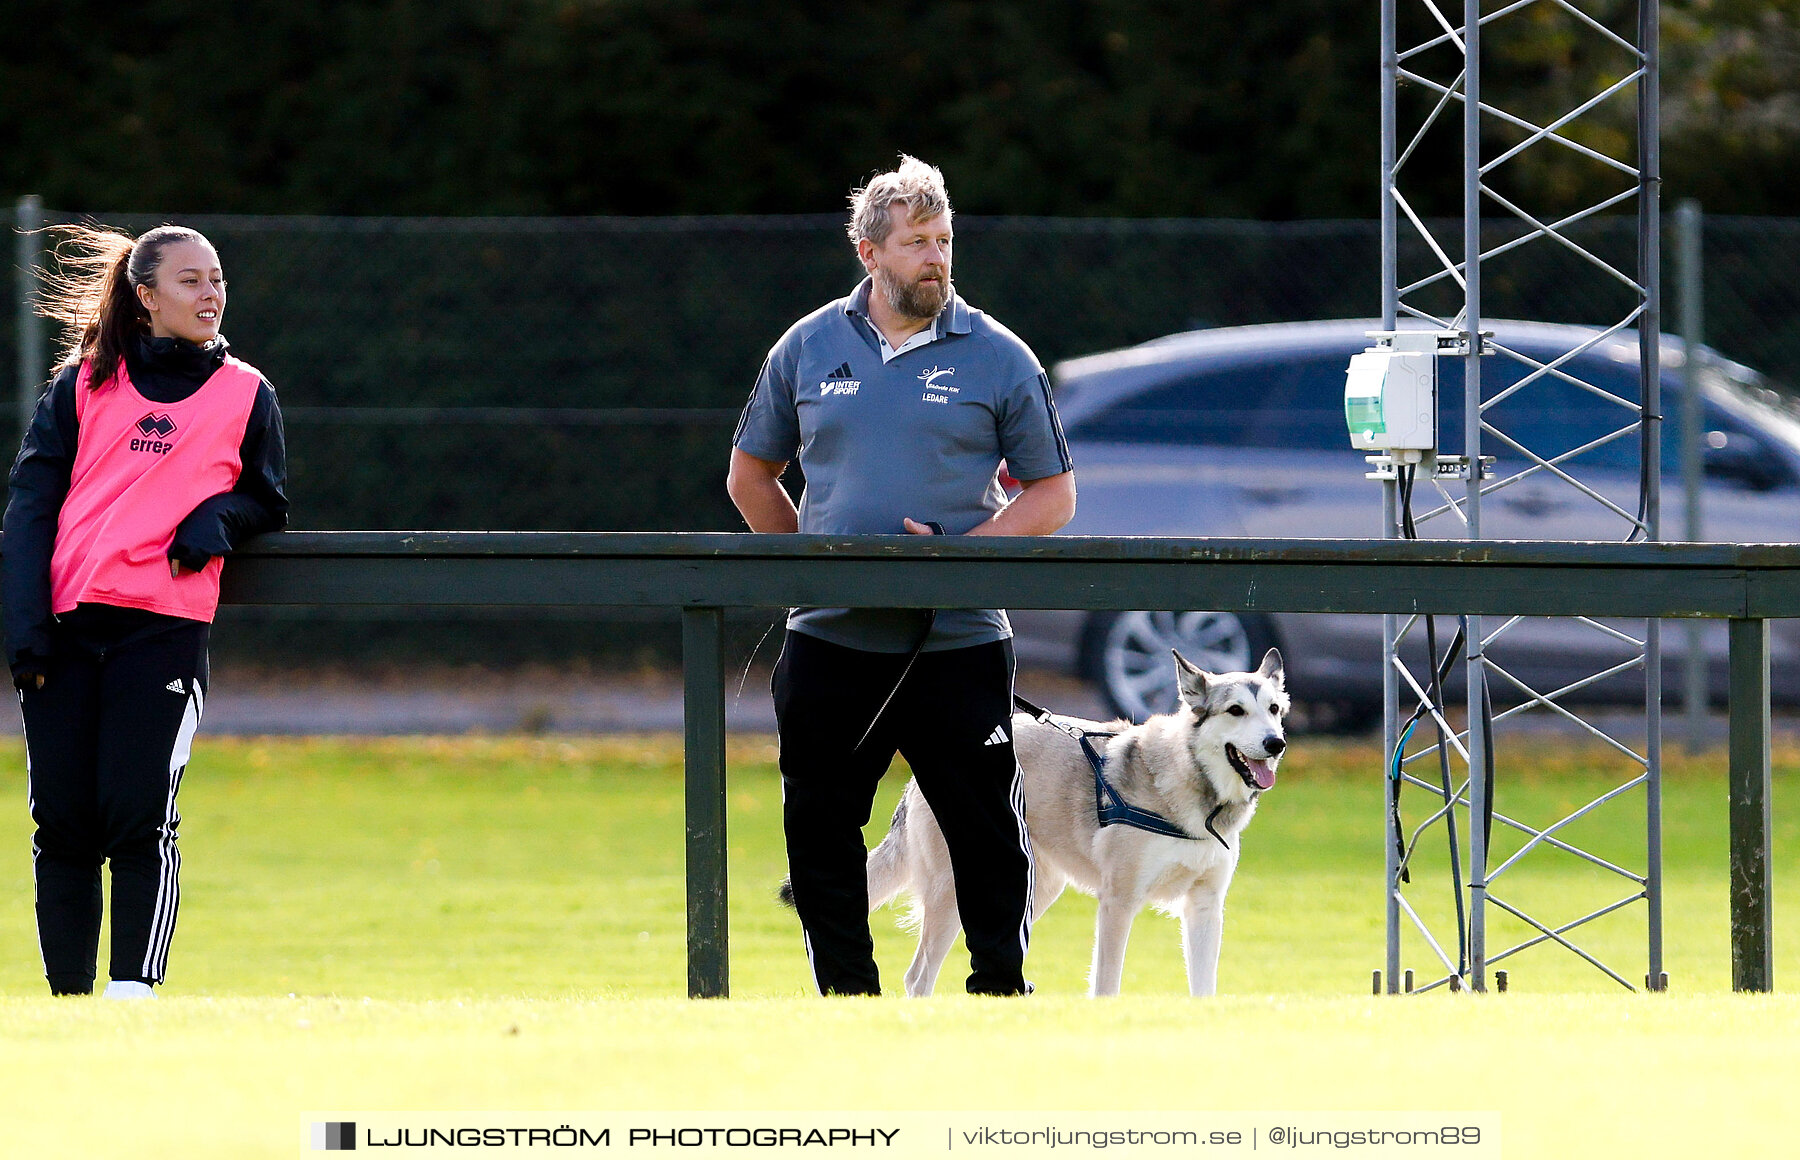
[1375,0,1663,994]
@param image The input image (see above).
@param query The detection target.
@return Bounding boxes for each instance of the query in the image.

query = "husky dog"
[867,648,1287,997]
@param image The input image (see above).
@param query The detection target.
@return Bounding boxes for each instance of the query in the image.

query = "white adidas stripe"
[142,683,203,981]
[1008,757,1034,959]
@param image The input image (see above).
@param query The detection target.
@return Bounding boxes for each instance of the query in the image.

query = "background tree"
[1,1,1793,218]
[0,1,1391,218]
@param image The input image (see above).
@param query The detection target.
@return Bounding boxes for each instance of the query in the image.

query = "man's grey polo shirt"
[734,279,1073,653]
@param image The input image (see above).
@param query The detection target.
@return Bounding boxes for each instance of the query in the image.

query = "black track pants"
[772,631,1031,996]
[20,615,209,994]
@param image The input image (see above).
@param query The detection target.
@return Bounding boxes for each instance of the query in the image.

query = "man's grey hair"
[847,155,952,247]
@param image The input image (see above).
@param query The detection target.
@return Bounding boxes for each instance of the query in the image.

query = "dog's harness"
[1011,694,1235,848]
[849,534,1237,851]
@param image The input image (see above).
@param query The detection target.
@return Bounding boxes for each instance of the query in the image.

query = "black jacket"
[1,335,289,675]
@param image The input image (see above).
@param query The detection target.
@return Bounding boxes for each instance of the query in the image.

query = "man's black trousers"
[19,610,209,995]
[773,630,1031,996]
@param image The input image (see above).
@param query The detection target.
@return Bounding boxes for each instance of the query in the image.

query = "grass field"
[1,732,1796,1158]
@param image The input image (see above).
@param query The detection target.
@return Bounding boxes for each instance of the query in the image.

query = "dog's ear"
[1172,649,1209,705]
[1257,647,1285,685]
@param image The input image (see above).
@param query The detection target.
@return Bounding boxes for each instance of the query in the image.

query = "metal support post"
[1676,200,1707,752]
[1639,0,1662,548]
[1645,617,1666,989]
[15,195,46,441]
[1382,497,1401,994]
[1638,10,1667,984]
[1636,22,1670,989]
[1378,0,1401,996]
[1378,0,1397,331]
[1461,0,1488,993]
[682,605,729,998]
[1461,0,1483,546]
[1727,617,1773,993]
[1465,642,1488,991]
[1641,8,1667,986]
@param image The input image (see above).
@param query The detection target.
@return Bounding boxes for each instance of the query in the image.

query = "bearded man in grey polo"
[729,155,1076,996]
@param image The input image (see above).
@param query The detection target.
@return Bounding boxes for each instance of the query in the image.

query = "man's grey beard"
[876,265,951,321]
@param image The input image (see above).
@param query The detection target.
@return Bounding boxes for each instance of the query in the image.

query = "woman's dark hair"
[36,223,212,389]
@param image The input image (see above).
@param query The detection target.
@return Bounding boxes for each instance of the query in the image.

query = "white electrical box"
[1345,331,1437,452]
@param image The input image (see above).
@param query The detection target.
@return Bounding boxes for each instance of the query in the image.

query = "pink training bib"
[50,355,263,623]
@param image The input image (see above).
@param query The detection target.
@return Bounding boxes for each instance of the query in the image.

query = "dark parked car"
[1010,319,1800,725]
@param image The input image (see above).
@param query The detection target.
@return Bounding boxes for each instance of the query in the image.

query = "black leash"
[852,522,945,751]
[733,616,782,704]
[858,524,1240,849]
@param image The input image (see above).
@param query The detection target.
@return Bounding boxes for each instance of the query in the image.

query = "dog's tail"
[864,788,913,911]
[775,785,916,913]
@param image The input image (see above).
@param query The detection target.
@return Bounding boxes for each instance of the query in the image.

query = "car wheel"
[1080,610,1279,722]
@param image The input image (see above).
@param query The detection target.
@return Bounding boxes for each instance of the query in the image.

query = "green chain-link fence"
[9,211,1800,532]
[15,214,1384,533]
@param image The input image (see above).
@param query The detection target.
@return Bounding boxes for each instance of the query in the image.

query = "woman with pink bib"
[2,224,287,998]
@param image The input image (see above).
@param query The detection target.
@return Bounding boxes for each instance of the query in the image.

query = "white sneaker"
[101,980,156,1000]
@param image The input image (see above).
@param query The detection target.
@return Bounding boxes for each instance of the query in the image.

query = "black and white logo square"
[312,1122,356,1151]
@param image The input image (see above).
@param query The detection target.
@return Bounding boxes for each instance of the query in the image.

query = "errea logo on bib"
[130,412,178,454]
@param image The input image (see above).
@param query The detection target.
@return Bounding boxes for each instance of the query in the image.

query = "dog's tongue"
[1247,758,1277,790]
